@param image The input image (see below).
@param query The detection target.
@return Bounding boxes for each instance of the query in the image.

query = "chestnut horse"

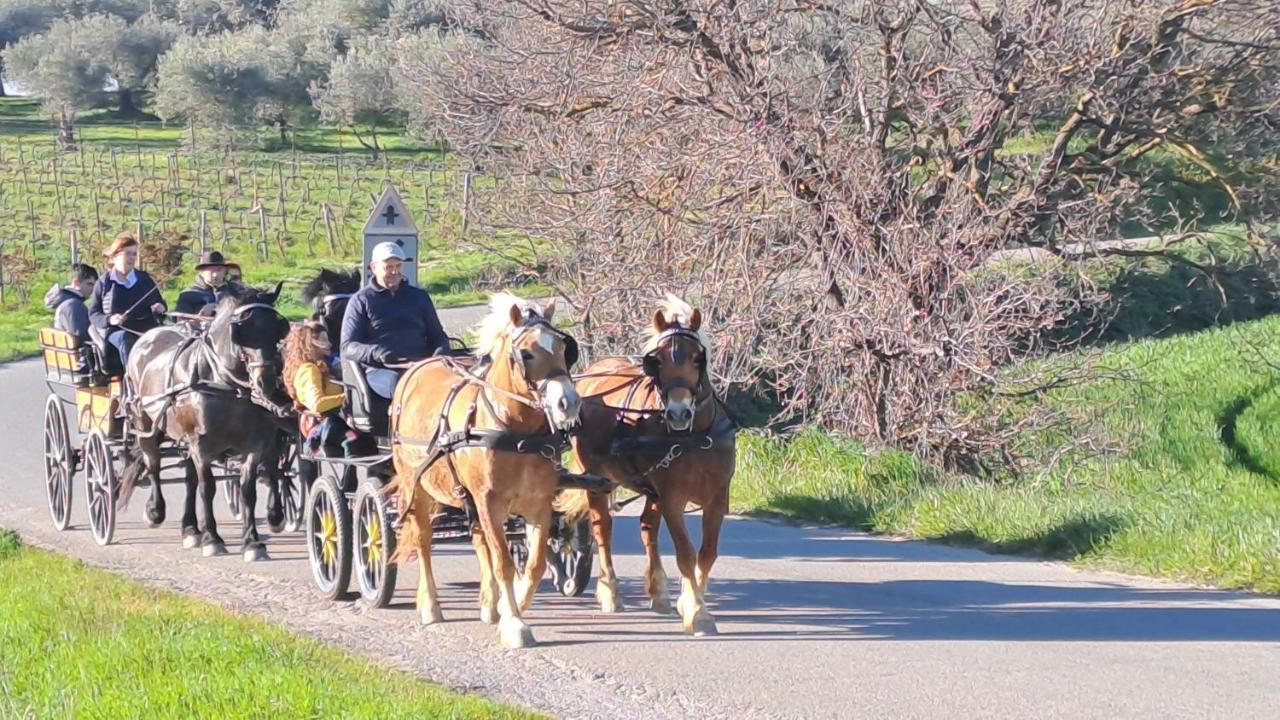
[390,293,582,648]
[562,294,736,636]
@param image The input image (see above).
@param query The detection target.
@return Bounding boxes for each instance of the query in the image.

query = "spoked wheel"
[43,395,75,531]
[508,535,530,577]
[83,429,117,546]
[223,476,243,521]
[306,474,351,600]
[281,475,304,533]
[548,515,595,597]
[353,480,398,608]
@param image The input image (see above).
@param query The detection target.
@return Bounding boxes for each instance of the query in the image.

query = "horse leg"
[477,493,534,648]
[411,490,443,625]
[640,499,673,614]
[515,504,551,614]
[663,500,717,637]
[470,521,499,625]
[197,459,226,556]
[239,455,267,561]
[265,461,284,534]
[142,435,165,527]
[180,458,199,549]
[590,492,624,613]
[697,490,729,597]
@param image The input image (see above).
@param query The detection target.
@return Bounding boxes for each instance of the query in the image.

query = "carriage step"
[556,471,614,494]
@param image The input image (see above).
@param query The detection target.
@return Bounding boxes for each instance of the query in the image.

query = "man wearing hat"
[340,241,450,399]
[176,250,240,317]
[89,232,167,370]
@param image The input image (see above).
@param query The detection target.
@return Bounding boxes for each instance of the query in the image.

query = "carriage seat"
[340,358,390,438]
[39,327,110,387]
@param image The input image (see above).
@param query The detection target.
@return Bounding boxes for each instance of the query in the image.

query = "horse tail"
[554,488,593,523]
[115,440,147,510]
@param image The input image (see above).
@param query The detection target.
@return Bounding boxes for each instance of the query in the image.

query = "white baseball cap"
[370,241,410,264]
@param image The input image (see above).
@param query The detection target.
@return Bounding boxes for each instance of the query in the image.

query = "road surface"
[1,307,1278,718]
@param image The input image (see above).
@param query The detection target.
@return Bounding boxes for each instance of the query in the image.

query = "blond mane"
[642,292,710,354]
[473,292,545,359]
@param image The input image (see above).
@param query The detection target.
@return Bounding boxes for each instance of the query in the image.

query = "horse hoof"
[202,543,227,557]
[421,606,445,625]
[268,522,285,534]
[685,610,718,637]
[146,509,165,528]
[181,534,199,550]
[499,620,536,649]
[243,546,269,562]
[284,518,302,534]
[479,606,500,626]
[599,598,624,614]
[650,597,677,616]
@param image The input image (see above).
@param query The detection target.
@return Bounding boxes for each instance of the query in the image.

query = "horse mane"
[642,292,710,354]
[301,268,361,305]
[474,292,544,359]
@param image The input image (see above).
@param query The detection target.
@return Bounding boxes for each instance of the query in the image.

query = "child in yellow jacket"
[284,321,357,490]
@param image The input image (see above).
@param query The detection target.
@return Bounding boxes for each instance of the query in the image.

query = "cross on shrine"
[382,204,400,225]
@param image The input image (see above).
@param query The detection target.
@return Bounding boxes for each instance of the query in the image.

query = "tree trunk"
[117,87,137,117]
[57,108,76,151]
[0,58,7,97]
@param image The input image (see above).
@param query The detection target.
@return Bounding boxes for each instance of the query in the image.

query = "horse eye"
[520,350,534,363]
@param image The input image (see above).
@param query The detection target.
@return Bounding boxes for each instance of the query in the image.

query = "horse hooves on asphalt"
[268,521,286,534]
[202,542,228,557]
[243,546,269,562]
[182,534,199,550]
[499,621,537,650]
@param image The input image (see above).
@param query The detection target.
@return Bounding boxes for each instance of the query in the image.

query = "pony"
[301,267,361,349]
[118,284,294,560]
[390,293,582,648]
[562,294,736,636]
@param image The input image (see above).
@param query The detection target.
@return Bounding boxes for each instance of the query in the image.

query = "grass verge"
[0,529,538,719]
[732,316,1280,593]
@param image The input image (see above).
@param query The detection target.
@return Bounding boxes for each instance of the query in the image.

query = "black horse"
[119,285,294,560]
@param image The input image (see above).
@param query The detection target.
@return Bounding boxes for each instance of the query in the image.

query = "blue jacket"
[340,280,449,366]
[175,279,240,315]
[89,269,166,334]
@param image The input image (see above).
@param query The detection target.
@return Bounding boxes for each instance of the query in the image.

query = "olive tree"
[4,16,111,147]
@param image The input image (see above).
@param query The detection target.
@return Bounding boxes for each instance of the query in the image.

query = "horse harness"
[392,315,578,521]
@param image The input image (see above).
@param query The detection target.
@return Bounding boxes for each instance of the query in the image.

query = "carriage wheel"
[222,476,243,521]
[508,535,530,577]
[353,480,398,608]
[305,475,351,600]
[548,515,595,597]
[83,429,117,547]
[43,396,75,531]
[282,475,304,533]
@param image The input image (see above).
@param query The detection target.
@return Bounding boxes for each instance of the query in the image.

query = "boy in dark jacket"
[89,233,167,370]
[340,242,449,398]
[44,263,98,344]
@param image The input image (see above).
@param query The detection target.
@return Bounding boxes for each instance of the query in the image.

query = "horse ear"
[542,297,557,321]
[652,309,668,334]
[688,307,702,331]
[270,280,284,303]
[509,303,523,327]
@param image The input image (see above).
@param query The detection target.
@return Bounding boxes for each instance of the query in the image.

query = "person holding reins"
[89,232,167,369]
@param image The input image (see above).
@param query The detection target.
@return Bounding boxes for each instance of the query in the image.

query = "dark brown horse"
[119,285,294,560]
[562,294,736,636]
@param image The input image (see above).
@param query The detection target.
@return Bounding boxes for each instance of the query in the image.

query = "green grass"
[732,316,1280,593]
[0,529,538,719]
[0,97,548,359]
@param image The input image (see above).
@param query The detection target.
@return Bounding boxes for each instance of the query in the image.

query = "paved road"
[2,308,1279,718]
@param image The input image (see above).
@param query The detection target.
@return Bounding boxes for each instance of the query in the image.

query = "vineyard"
[0,99,542,359]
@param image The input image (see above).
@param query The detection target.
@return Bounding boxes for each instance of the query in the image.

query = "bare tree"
[401,0,1280,470]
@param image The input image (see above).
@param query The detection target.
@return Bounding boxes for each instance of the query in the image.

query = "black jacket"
[89,269,166,335]
[176,278,238,316]
[340,280,449,365]
[44,285,91,344]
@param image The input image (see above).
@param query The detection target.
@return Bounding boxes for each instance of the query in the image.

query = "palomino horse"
[563,294,736,636]
[390,293,582,648]
[118,285,294,560]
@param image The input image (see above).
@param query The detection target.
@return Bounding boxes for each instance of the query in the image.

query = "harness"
[391,316,578,521]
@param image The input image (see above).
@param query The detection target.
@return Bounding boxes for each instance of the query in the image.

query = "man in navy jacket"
[340,242,449,398]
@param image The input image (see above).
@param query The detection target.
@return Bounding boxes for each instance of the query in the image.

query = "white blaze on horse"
[562,294,736,636]
[389,293,582,648]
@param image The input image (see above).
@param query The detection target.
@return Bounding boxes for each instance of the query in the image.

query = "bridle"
[200,302,291,414]
[643,326,710,414]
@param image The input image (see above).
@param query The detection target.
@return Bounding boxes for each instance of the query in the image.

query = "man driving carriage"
[89,233,167,370]
[340,241,450,400]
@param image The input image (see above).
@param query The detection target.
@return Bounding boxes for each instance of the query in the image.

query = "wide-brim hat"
[195,250,229,270]
[103,232,138,258]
